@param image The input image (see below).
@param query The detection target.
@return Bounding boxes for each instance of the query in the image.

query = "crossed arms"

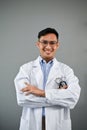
[21,82,68,97]
[14,65,80,109]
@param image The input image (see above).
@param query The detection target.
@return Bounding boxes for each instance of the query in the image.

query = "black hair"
[38,27,59,39]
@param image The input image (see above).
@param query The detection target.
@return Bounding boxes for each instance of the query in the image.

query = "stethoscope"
[55,77,67,88]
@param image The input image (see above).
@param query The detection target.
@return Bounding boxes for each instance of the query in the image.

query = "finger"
[59,85,68,89]
[24,82,29,86]
[25,91,32,96]
[26,91,32,96]
[21,87,29,92]
[63,85,68,89]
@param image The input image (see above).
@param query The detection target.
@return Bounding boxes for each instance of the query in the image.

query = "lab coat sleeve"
[45,65,81,109]
[14,64,51,108]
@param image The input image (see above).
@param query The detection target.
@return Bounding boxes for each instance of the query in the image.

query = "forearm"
[32,90,45,97]
[21,82,45,97]
[17,93,51,108]
[45,84,81,109]
[15,80,49,107]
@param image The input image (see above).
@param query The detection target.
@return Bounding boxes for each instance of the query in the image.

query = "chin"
[44,55,53,60]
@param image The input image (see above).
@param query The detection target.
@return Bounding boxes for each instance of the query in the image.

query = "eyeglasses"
[39,40,58,46]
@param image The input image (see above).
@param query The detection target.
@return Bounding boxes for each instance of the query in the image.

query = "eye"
[39,40,58,46]
[50,41,57,45]
[42,40,48,44]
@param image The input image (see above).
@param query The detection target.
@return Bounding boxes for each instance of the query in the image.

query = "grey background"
[0,0,87,130]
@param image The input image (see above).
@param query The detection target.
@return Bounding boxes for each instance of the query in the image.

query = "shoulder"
[59,61,72,69]
[56,61,78,83]
[56,60,74,74]
[20,59,36,72]
[19,57,39,71]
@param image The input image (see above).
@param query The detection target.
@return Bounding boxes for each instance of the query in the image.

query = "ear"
[35,42,40,48]
[57,41,60,49]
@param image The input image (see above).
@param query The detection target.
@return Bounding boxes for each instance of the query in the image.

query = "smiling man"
[37,32,59,62]
[14,28,81,130]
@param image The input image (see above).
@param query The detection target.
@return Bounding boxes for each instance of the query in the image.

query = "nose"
[45,43,51,48]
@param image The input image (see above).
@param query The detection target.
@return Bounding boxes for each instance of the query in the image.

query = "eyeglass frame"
[38,40,58,46]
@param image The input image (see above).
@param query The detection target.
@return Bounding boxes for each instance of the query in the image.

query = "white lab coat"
[14,57,81,130]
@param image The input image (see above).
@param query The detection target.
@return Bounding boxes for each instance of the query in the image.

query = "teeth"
[45,50,51,52]
[44,49,52,54]
[45,49,52,52]
[45,51,51,54]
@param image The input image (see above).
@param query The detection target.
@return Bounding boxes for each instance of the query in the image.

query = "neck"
[40,56,54,63]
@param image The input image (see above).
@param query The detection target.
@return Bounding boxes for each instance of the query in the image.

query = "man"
[14,28,81,130]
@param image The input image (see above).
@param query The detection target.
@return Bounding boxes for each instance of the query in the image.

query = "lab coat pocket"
[60,119,71,130]
[19,117,29,130]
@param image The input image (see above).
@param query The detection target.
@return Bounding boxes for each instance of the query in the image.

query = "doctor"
[14,28,81,130]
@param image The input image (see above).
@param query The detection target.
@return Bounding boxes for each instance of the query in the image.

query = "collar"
[39,56,54,64]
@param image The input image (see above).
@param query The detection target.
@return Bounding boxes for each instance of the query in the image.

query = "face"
[36,33,59,62]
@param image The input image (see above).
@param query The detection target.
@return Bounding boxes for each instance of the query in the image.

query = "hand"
[21,82,45,97]
[59,85,68,89]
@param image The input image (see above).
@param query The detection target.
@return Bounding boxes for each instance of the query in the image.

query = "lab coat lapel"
[32,57,43,88]
[46,59,61,85]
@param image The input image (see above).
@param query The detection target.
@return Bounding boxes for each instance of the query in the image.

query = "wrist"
[41,90,45,97]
